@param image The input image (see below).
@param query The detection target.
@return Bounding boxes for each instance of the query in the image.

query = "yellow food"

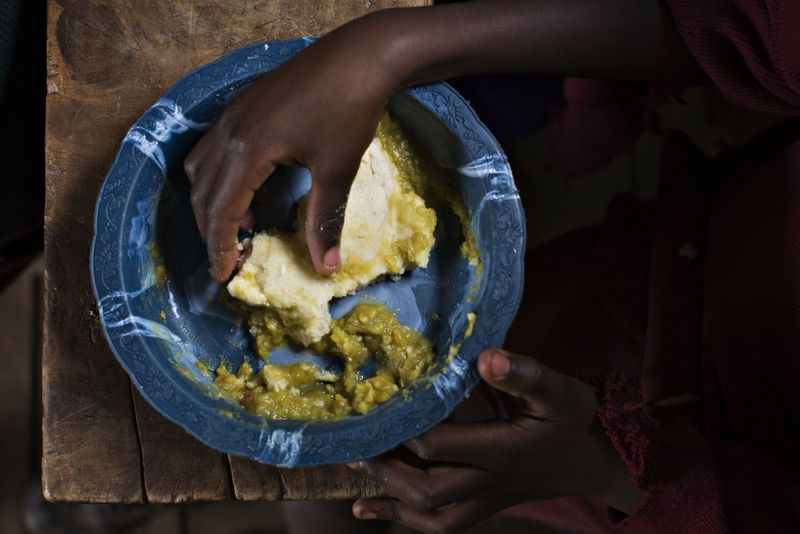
[227,117,437,346]
[376,117,481,270]
[215,303,434,420]
[219,114,481,421]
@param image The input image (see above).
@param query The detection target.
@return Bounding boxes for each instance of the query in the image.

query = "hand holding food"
[217,116,442,420]
[185,1,699,284]
[227,116,436,347]
[183,16,405,281]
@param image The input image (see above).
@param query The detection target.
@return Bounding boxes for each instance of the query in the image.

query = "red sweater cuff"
[596,371,725,533]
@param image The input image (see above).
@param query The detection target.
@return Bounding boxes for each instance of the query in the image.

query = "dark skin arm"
[184,0,700,282]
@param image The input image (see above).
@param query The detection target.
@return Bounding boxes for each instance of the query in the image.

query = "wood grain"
[229,459,386,501]
[132,390,233,503]
[43,0,144,502]
[44,0,429,503]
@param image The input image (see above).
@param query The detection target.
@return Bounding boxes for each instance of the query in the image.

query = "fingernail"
[323,246,340,271]
[490,351,510,378]
[346,461,361,470]
[352,501,377,520]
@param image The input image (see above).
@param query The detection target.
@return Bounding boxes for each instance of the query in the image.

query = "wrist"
[350,8,440,92]
[596,445,641,516]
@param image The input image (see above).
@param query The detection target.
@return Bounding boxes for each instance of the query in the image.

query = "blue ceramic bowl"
[91,38,525,467]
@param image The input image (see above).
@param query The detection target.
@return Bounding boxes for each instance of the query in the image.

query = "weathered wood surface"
[43,0,429,503]
[131,390,234,502]
[228,458,386,501]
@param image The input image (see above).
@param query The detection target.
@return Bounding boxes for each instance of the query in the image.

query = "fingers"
[352,498,499,534]
[477,349,597,420]
[186,134,356,281]
[184,125,216,183]
[239,210,255,232]
[186,132,226,239]
[304,158,359,275]
[477,349,548,403]
[403,422,511,467]
[349,457,489,512]
[204,150,274,283]
[185,117,276,283]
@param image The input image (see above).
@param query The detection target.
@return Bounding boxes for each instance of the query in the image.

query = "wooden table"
[43,0,429,504]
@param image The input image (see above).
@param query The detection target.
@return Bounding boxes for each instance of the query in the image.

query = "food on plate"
[218,115,442,419]
[215,303,434,419]
[227,115,437,348]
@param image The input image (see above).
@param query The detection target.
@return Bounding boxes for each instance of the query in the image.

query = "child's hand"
[185,0,698,284]
[348,349,641,533]
[184,19,400,282]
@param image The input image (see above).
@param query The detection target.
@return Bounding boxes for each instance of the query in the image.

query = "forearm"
[364,0,702,88]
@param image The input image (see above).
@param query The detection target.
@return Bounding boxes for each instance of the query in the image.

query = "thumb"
[477,349,591,413]
[304,159,359,275]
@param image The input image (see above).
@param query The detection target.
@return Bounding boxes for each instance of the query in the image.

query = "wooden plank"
[228,458,283,501]
[44,0,430,503]
[131,390,233,503]
[229,459,386,500]
[42,0,144,503]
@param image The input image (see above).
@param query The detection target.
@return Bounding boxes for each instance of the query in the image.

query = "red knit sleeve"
[597,371,800,533]
[665,0,800,115]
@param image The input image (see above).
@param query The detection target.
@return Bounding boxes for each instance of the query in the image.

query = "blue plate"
[91,38,525,467]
